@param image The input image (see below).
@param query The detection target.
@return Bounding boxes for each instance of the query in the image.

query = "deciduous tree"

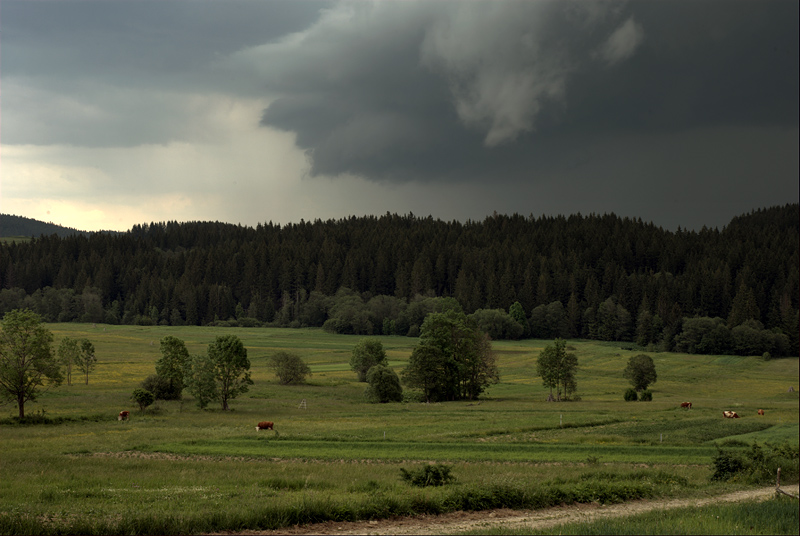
[402,310,498,402]
[536,338,578,401]
[208,335,253,410]
[623,354,657,392]
[76,339,96,385]
[0,309,62,418]
[268,351,312,385]
[350,338,388,382]
[364,364,403,403]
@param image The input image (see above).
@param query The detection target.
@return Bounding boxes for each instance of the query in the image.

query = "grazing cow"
[722,411,740,418]
[680,402,692,409]
[256,421,274,431]
[757,409,765,416]
[118,410,130,421]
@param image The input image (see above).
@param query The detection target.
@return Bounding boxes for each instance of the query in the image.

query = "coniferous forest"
[0,204,797,357]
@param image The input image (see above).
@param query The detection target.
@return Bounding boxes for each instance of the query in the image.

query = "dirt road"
[240,484,798,536]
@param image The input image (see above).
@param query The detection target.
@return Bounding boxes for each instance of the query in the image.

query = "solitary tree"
[350,338,388,382]
[268,351,312,385]
[76,339,96,385]
[623,354,657,392]
[0,309,62,418]
[536,338,578,401]
[365,364,403,403]
[208,335,253,410]
[57,337,80,386]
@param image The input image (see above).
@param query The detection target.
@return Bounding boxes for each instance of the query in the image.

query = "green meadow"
[1,324,797,535]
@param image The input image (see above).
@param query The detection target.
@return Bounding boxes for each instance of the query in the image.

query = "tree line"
[0,205,797,357]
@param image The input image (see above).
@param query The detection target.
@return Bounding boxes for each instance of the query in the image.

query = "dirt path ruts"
[232,485,798,536]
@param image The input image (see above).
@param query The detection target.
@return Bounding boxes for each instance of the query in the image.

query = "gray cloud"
[257,0,798,187]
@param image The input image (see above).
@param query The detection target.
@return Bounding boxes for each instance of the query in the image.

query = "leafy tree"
[156,336,189,398]
[57,337,80,386]
[140,374,180,401]
[0,309,62,418]
[208,335,253,410]
[364,364,403,403]
[402,309,498,402]
[469,309,524,340]
[183,354,218,409]
[623,354,658,392]
[350,338,388,382]
[268,351,312,385]
[76,339,96,385]
[131,388,155,412]
[536,338,578,401]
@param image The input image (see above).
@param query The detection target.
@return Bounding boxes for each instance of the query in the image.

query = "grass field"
[1,324,797,535]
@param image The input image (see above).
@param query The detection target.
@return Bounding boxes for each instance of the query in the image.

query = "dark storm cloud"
[1,0,325,80]
[0,0,326,147]
[258,0,799,185]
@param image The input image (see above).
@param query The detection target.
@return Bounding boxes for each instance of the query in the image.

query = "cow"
[680,402,692,409]
[722,411,740,418]
[256,421,274,431]
[757,409,765,416]
[118,410,130,421]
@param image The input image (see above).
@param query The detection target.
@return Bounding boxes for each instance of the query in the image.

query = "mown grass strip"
[144,439,722,464]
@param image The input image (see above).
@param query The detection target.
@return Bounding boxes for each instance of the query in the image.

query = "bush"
[140,374,182,401]
[624,388,638,401]
[711,442,799,483]
[639,389,653,401]
[364,365,403,403]
[400,464,455,487]
[268,352,311,385]
[131,388,155,412]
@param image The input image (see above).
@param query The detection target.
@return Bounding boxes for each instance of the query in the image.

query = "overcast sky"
[1,0,797,232]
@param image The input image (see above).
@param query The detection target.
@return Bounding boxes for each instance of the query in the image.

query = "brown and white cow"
[256,421,274,431]
[680,402,692,409]
[118,410,130,421]
[757,409,765,416]
[722,411,739,418]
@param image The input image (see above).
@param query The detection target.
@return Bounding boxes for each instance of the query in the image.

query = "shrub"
[131,388,155,412]
[624,388,638,401]
[711,442,799,483]
[400,464,454,487]
[364,365,403,403]
[140,374,182,401]
[268,352,311,385]
[639,389,653,401]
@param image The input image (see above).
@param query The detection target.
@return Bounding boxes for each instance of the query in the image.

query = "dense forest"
[0,205,797,357]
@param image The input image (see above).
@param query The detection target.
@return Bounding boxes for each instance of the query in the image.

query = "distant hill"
[0,214,91,239]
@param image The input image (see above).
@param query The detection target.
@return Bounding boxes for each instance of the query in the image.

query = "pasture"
[0,324,797,535]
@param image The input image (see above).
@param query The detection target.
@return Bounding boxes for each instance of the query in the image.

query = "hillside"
[0,214,90,239]
[0,205,797,357]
